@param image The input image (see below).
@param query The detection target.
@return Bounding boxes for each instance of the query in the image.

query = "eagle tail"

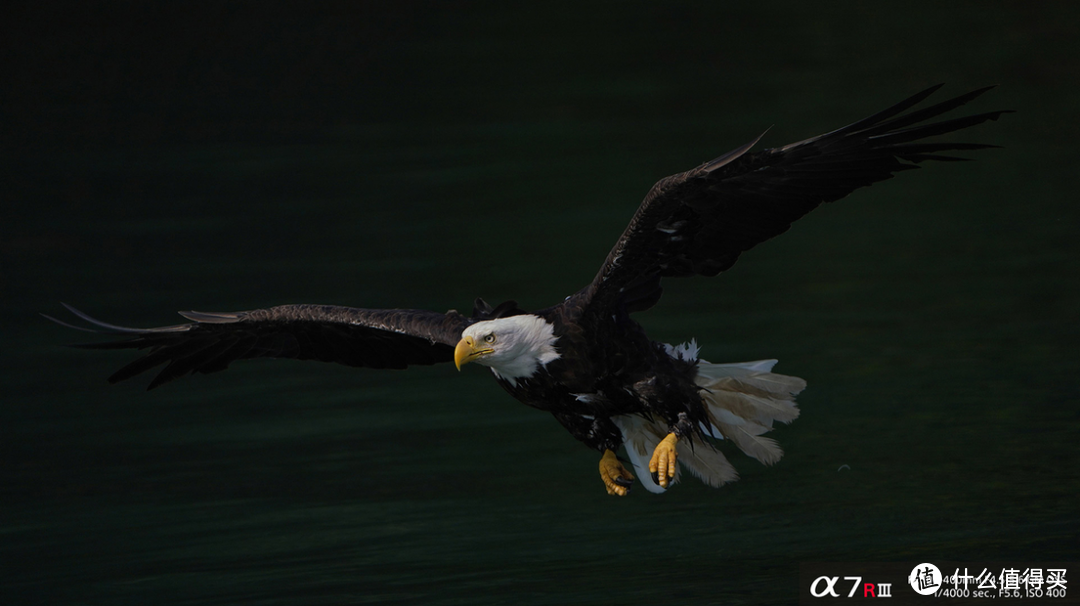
[612,359,804,492]
[695,359,806,466]
[676,439,740,489]
[613,414,742,492]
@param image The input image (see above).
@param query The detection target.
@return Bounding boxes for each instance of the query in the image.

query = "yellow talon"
[599,449,634,496]
[649,433,679,489]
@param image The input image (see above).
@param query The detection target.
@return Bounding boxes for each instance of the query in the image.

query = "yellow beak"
[454,335,493,371]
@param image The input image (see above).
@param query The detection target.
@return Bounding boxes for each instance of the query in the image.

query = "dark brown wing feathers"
[48,86,1008,390]
[48,303,472,389]
[582,85,1010,315]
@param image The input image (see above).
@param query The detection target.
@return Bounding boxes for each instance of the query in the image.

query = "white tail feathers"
[612,415,741,493]
[715,422,784,466]
[613,358,805,492]
[677,440,739,488]
[697,359,804,467]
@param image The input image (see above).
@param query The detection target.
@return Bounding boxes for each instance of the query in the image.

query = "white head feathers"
[461,315,560,383]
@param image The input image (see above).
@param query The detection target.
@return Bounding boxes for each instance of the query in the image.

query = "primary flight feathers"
[581,84,1008,314]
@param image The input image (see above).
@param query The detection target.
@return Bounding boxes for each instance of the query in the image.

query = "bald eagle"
[48,85,1007,496]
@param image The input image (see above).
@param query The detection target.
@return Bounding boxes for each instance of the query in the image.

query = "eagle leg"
[649,433,679,489]
[599,449,635,496]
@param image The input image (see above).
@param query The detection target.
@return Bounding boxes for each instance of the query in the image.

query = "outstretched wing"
[579,85,1010,314]
[46,303,472,389]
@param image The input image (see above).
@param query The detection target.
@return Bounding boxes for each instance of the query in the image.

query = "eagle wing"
[578,85,1010,315]
[46,303,472,389]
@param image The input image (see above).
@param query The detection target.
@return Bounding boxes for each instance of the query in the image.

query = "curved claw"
[599,449,635,496]
[649,433,679,489]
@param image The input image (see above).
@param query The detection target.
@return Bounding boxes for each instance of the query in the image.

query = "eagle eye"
[484,333,496,344]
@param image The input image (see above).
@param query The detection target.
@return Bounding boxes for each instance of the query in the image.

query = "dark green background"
[3,2,1077,604]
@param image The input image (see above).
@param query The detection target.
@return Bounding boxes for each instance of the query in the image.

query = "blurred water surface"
[3,3,1078,604]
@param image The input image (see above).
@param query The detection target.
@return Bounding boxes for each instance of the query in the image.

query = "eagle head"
[454,315,560,382]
